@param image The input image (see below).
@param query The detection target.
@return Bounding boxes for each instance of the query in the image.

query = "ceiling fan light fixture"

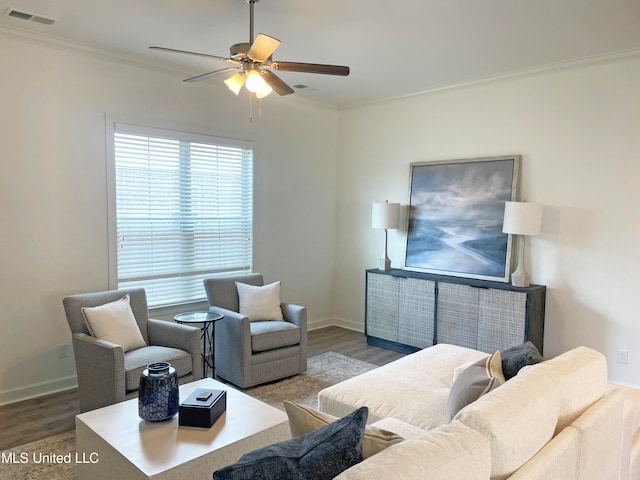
[256,82,273,99]
[245,69,267,93]
[224,72,245,95]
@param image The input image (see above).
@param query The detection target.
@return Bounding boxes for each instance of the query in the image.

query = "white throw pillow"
[283,401,404,459]
[82,294,147,352]
[236,281,284,321]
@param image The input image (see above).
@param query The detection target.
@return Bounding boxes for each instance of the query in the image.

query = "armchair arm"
[147,318,203,380]
[281,303,308,349]
[71,332,125,412]
[209,306,253,386]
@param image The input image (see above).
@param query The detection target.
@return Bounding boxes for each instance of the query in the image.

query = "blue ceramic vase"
[138,362,179,421]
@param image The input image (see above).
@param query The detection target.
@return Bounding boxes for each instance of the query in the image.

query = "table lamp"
[502,201,543,287]
[372,201,400,270]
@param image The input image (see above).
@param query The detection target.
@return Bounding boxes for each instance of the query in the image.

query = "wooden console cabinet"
[365,269,545,355]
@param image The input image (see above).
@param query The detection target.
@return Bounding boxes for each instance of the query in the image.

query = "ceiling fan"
[150,0,350,99]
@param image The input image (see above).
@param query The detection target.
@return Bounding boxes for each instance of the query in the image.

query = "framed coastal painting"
[404,155,521,282]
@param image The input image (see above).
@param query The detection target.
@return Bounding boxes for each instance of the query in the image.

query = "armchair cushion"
[124,346,193,391]
[81,294,147,352]
[250,321,301,353]
[236,281,284,321]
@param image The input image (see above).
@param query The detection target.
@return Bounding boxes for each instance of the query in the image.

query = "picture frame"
[404,155,521,282]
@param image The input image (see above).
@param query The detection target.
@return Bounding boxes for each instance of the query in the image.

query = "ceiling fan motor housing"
[230,42,250,59]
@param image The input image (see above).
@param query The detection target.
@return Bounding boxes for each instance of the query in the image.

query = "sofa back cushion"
[506,427,580,480]
[568,390,624,480]
[455,367,560,480]
[334,421,491,480]
[520,346,607,434]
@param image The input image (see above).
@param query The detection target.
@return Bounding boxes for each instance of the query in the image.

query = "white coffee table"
[75,378,289,480]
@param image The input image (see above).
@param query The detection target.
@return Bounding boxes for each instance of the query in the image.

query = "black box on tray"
[179,389,226,428]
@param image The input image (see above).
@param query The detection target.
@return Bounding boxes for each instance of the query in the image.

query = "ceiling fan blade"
[149,46,239,64]
[271,61,350,76]
[260,70,295,96]
[184,67,239,83]
[247,34,281,62]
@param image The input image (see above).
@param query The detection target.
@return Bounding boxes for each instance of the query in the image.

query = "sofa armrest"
[147,318,203,379]
[71,332,126,412]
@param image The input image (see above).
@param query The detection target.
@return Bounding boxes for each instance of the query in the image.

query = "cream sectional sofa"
[318,343,640,480]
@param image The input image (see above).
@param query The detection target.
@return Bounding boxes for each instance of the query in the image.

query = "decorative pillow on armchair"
[81,294,147,352]
[213,407,368,480]
[236,281,284,321]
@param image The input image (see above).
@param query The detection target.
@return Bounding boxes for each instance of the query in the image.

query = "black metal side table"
[174,311,224,379]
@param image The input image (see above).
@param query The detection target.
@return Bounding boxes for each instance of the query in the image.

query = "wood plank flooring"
[0,326,404,450]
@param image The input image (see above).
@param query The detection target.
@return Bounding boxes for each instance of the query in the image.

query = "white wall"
[334,54,640,387]
[0,31,338,404]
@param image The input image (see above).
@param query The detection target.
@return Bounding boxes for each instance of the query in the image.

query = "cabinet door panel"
[366,273,399,342]
[478,289,527,353]
[398,278,435,348]
[436,283,479,349]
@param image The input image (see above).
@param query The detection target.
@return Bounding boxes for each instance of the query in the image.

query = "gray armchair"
[203,273,307,389]
[63,288,202,412]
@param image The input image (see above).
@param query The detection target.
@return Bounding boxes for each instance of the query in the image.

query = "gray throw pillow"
[447,351,505,420]
[213,406,368,480]
[501,341,543,380]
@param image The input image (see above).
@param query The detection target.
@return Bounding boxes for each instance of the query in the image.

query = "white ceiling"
[2,0,640,106]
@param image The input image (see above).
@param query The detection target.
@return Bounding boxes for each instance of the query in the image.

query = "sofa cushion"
[520,346,607,434]
[568,391,624,480]
[448,350,505,420]
[501,341,543,380]
[334,421,491,480]
[250,321,300,352]
[455,366,561,480]
[213,406,368,480]
[506,427,580,480]
[81,294,147,352]
[283,401,404,459]
[236,281,284,321]
[318,344,488,429]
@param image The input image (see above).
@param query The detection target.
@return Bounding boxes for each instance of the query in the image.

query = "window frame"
[106,119,254,308]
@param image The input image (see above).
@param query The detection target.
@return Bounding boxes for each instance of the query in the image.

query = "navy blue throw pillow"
[213,406,368,480]
[501,341,543,380]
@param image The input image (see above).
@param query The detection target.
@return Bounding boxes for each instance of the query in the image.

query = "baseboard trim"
[0,375,78,406]
[1,320,365,406]
[308,317,364,333]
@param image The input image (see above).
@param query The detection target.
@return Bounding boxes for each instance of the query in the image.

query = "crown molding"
[340,47,640,110]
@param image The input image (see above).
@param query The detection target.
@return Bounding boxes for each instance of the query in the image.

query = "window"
[112,123,253,307]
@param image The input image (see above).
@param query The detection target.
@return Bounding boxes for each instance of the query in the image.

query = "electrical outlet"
[616,349,629,364]
[57,344,70,359]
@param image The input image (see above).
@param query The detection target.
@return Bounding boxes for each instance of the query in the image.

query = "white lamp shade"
[372,202,400,230]
[502,202,543,236]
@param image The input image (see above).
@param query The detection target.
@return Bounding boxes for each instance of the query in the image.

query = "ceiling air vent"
[4,8,56,26]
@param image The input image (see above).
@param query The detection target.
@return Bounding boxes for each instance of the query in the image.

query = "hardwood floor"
[0,326,404,451]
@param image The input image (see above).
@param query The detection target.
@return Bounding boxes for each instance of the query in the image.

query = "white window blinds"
[113,123,253,307]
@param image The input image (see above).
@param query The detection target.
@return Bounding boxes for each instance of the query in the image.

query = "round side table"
[174,311,223,379]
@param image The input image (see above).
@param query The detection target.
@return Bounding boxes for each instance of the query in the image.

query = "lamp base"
[510,271,529,288]
[378,257,391,271]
